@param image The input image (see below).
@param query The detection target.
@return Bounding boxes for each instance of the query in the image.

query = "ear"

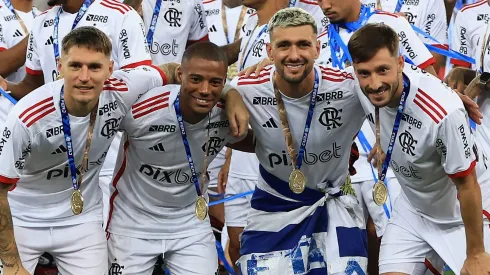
[108,60,114,78]
[57,57,62,76]
[397,55,405,73]
[266,42,273,61]
[176,65,183,83]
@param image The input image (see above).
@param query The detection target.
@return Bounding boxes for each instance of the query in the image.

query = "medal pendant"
[195,196,208,221]
[289,169,306,194]
[372,181,388,206]
[71,189,84,215]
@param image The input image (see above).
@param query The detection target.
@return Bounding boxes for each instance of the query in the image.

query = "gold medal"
[372,181,388,206]
[71,189,84,215]
[195,196,208,221]
[289,169,306,194]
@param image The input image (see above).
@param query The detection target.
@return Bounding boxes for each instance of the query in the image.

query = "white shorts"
[99,174,112,229]
[379,197,490,274]
[107,231,218,275]
[352,177,401,237]
[224,176,256,228]
[15,222,107,275]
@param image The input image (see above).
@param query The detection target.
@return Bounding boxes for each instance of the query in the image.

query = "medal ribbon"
[0,87,18,105]
[146,0,162,47]
[53,0,92,69]
[221,3,247,45]
[288,0,297,7]
[376,0,403,12]
[174,93,211,197]
[480,23,490,74]
[3,0,36,35]
[273,68,319,171]
[60,86,98,192]
[239,24,267,71]
[376,74,410,182]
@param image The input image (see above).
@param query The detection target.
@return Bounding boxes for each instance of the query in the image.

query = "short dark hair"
[348,23,399,63]
[181,41,228,67]
[62,27,112,57]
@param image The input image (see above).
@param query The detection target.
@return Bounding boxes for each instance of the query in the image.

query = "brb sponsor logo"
[403,0,419,5]
[119,29,131,59]
[268,143,341,168]
[46,125,63,138]
[398,31,418,60]
[149,125,176,132]
[253,97,277,105]
[43,19,54,27]
[86,14,108,23]
[99,101,118,116]
[139,164,205,184]
[149,39,179,56]
[206,120,229,129]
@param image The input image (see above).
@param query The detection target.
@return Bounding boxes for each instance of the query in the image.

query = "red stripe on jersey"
[375,11,398,18]
[237,78,270,86]
[147,64,168,85]
[132,98,169,116]
[461,0,486,12]
[424,259,441,275]
[0,47,6,51]
[19,97,53,120]
[132,92,170,109]
[26,106,56,127]
[188,34,209,45]
[202,0,215,4]
[450,58,472,68]
[108,0,131,12]
[484,210,490,227]
[100,0,128,14]
[104,79,128,92]
[430,44,449,50]
[322,76,349,82]
[0,175,19,184]
[413,98,440,124]
[417,89,447,115]
[320,68,354,80]
[238,71,270,81]
[133,103,169,119]
[317,30,328,39]
[417,57,435,70]
[299,0,318,5]
[448,160,476,179]
[26,67,43,75]
[121,60,152,69]
[105,140,129,235]
[414,89,447,122]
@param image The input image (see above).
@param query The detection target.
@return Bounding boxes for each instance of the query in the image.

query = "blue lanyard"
[174,93,207,197]
[394,0,403,13]
[146,0,162,47]
[53,0,92,67]
[241,25,267,71]
[59,86,80,191]
[288,0,297,7]
[3,0,36,21]
[0,87,17,104]
[379,74,410,182]
[295,69,320,170]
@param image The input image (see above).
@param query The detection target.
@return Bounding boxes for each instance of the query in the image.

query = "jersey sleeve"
[436,109,476,178]
[110,65,167,112]
[390,14,435,69]
[25,26,43,75]
[420,0,448,48]
[188,0,209,42]
[450,10,472,67]
[0,17,8,51]
[0,115,31,186]
[116,9,152,69]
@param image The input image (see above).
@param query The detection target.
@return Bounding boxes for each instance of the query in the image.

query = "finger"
[217,177,224,194]
[237,115,248,137]
[229,113,239,137]
[456,81,466,94]
[367,147,376,162]
[245,66,255,77]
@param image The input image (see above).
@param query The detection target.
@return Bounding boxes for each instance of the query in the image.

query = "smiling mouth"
[75,86,94,91]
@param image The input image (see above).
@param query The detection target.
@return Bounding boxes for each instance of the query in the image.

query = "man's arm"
[226,130,255,153]
[5,73,44,101]
[0,183,24,274]
[156,62,179,85]
[220,39,241,66]
[0,38,28,77]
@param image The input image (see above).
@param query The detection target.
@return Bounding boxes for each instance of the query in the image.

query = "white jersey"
[317,7,435,69]
[26,0,151,83]
[142,0,208,64]
[353,65,481,224]
[0,66,166,227]
[232,65,364,192]
[451,0,490,68]
[361,0,448,49]
[203,0,253,46]
[294,0,329,32]
[106,85,240,239]
[0,5,38,82]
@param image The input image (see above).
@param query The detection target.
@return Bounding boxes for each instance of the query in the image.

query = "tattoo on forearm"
[0,196,21,271]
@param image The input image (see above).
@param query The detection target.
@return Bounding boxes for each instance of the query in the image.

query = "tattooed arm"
[0,184,27,275]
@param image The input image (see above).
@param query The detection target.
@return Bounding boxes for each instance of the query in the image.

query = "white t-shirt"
[361,0,448,49]
[0,66,166,227]
[142,0,208,64]
[203,0,252,47]
[295,0,329,33]
[0,5,38,82]
[317,7,435,69]
[106,85,240,239]
[353,65,480,224]
[451,0,490,68]
[232,65,364,192]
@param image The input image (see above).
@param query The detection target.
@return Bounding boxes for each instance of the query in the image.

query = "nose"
[78,66,90,82]
[288,45,300,61]
[198,81,211,95]
[318,0,331,10]
[370,74,383,90]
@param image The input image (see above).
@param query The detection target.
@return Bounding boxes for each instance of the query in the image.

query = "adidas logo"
[12,29,23,37]
[51,145,67,154]
[262,118,278,128]
[209,25,217,32]
[149,143,165,152]
[45,36,54,45]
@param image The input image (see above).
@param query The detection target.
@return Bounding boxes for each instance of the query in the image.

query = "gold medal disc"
[71,189,84,215]
[289,169,306,194]
[372,181,388,206]
[195,196,208,221]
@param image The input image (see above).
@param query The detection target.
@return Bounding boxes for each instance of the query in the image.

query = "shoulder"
[460,0,487,13]
[318,65,356,89]
[95,0,134,17]
[130,85,176,120]
[11,82,57,129]
[236,65,273,87]
[32,5,57,31]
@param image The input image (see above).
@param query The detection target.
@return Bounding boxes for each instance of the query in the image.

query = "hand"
[444,67,467,94]
[457,91,482,125]
[217,161,230,195]
[0,75,7,91]
[396,12,409,21]
[238,58,274,77]
[461,252,490,275]
[224,90,250,138]
[367,145,385,167]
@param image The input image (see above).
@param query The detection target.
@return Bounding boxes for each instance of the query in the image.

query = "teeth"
[196,98,208,103]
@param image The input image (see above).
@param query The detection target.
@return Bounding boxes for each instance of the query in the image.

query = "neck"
[178,94,207,124]
[62,0,86,14]
[10,0,33,12]
[223,0,241,8]
[387,73,405,108]
[274,69,316,99]
[257,0,287,26]
[345,1,363,22]
[63,92,98,117]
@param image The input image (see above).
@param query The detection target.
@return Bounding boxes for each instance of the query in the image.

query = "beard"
[277,62,313,85]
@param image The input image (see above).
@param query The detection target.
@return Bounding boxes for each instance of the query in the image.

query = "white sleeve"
[116,9,152,68]
[0,17,7,50]
[436,109,476,178]
[188,0,208,42]
[0,115,30,185]
[420,0,448,47]
[25,25,43,75]
[450,10,472,67]
[110,65,167,112]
